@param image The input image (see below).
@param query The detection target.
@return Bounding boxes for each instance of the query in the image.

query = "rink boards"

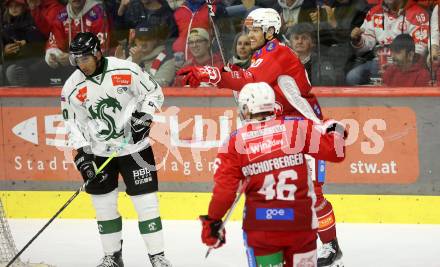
[2,191,440,224]
[0,87,439,224]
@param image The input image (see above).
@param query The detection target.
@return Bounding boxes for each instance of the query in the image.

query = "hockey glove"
[323,119,347,138]
[199,215,225,249]
[176,66,221,87]
[74,147,99,183]
[131,111,152,144]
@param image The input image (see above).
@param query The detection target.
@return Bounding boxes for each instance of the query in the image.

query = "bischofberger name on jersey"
[241,153,304,177]
[241,124,286,141]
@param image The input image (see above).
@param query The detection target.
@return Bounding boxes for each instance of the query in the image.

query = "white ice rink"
[8,219,440,267]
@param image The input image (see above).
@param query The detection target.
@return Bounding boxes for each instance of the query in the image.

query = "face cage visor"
[69,50,97,66]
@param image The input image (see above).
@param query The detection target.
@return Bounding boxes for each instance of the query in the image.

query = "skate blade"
[329,259,344,267]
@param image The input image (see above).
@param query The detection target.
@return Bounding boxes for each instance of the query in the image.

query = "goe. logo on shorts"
[256,208,294,221]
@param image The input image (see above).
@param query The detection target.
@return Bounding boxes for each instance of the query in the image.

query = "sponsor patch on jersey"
[242,124,286,141]
[266,41,277,52]
[318,212,335,230]
[58,11,68,21]
[293,250,316,267]
[255,49,262,57]
[245,132,288,161]
[76,86,87,102]
[111,74,131,86]
[117,86,128,94]
[373,15,383,28]
[133,167,153,185]
[317,160,326,183]
[284,116,304,121]
[88,8,98,21]
[256,208,294,221]
[313,104,321,116]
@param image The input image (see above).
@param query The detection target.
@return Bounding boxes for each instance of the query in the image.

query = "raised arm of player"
[293,119,346,163]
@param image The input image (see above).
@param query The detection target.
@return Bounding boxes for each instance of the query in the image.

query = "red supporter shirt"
[172,4,215,58]
[30,0,64,38]
[383,57,431,86]
[218,39,323,119]
[47,3,109,53]
[208,116,345,231]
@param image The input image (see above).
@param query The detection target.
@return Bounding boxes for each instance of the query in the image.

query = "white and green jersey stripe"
[61,56,164,157]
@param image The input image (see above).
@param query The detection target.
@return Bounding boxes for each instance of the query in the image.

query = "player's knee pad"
[130,192,160,221]
[91,188,120,221]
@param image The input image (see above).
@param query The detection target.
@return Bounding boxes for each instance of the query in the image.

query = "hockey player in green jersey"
[61,32,172,267]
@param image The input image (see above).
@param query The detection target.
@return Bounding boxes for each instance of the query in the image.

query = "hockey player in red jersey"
[178,8,344,267]
[200,82,346,267]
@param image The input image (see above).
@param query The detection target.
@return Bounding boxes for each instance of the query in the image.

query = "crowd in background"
[0,0,438,87]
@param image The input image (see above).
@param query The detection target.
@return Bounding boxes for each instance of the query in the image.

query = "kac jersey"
[208,116,345,232]
[218,39,323,119]
[61,57,164,157]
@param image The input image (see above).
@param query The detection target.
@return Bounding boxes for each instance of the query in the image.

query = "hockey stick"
[316,1,322,84]
[205,178,249,258]
[428,3,437,85]
[205,0,240,104]
[6,138,130,267]
[277,75,321,124]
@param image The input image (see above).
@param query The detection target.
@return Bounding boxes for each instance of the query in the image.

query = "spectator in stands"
[39,0,109,85]
[173,27,223,86]
[346,0,429,85]
[287,23,336,85]
[277,0,325,34]
[383,33,431,86]
[185,27,223,66]
[26,0,64,38]
[102,0,128,51]
[228,31,252,69]
[172,0,227,67]
[118,0,177,40]
[46,0,109,64]
[0,0,46,86]
[311,0,370,84]
[125,23,176,86]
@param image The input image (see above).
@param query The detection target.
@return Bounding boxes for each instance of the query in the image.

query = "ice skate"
[97,247,124,267]
[317,239,344,267]
[149,252,172,267]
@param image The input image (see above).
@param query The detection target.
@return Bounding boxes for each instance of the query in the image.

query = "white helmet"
[238,82,276,116]
[244,8,282,35]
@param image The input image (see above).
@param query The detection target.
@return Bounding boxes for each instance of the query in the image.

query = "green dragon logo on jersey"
[89,95,124,141]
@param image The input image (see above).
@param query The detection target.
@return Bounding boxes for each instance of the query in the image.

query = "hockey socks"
[315,199,337,244]
[91,190,123,255]
[131,193,165,255]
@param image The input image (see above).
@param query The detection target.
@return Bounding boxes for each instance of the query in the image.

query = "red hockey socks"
[315,198,337,243]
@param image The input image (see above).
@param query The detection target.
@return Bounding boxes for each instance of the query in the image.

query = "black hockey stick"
[6,138,129,267]
[316,0,322,84]
[205,178,249,258]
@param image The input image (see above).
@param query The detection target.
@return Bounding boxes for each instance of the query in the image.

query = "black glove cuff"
[326,123,346,137]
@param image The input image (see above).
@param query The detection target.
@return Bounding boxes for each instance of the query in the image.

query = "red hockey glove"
[199,215,225,249]
[176,66,221,87]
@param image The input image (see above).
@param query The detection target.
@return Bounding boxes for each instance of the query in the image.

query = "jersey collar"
[87,57,108,85]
